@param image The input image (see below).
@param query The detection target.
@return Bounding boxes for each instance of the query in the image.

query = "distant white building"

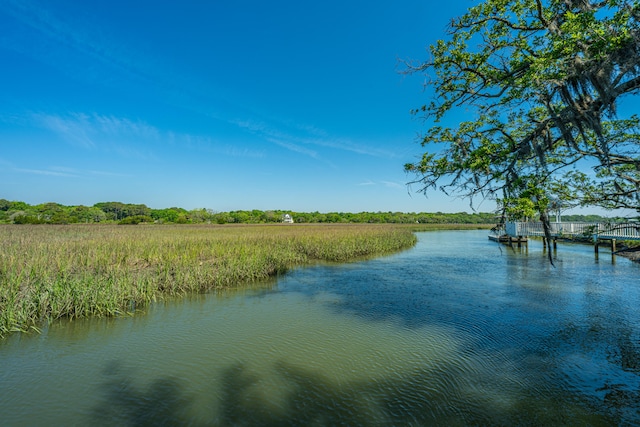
[282,213,294,224]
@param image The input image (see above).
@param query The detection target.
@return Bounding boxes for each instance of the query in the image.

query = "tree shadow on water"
[92,361,193,426]
[91,360,454,426]
[90,359,617,426]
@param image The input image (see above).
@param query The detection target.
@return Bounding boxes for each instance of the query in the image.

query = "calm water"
[1,230,639,426]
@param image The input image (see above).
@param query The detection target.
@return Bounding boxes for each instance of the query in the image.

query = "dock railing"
[505,222,640,241]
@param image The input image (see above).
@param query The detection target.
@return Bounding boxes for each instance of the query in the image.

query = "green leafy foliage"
[405,0,640,220]
[118,215,154,225]
[0,199,505,225]
[0,224,418,337]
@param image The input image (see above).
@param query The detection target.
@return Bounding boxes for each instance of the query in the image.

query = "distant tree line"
[0,199,624,225]
[0,199,500,225]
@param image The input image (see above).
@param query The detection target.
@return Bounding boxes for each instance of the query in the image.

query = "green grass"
[0,223,418,337]
[406,223,494,232]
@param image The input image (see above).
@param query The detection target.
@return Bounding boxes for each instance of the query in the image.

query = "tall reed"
[0,224,416,337]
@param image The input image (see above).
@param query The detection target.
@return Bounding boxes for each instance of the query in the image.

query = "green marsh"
[0,224,417,337]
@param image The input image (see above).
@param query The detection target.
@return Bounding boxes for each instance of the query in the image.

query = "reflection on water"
[1,230,639,425]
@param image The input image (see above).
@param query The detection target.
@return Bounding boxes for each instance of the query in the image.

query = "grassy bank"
[407,223,494,232]
[0,224,417,337]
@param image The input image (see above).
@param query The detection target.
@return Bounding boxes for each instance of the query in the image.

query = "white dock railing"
[505,222,640,241]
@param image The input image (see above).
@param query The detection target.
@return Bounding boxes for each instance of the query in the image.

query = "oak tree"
[405,0,640,234]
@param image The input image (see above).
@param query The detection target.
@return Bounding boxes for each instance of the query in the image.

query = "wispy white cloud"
[168,131,265,158]
[94,115,161,140]
[32,112,159,158]
[14,167,79,177]
[10,163,133,179]
[268,137,337,168]
[2,0,396,168]
[307,135,396,158]
[2,1,395,166]
[230,119,324,160]
[49,166,79,174]
[0,0,156,87]
[231,117,396,160]
[357,180,404,189]
[37,113,97,148]
[269,139,319,159]
[30,112,265,161]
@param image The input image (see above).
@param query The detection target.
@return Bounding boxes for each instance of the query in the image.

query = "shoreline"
[0,224,418,338]
[617,247,640,263]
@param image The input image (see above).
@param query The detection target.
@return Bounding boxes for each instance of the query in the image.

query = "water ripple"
[1,230,637,425]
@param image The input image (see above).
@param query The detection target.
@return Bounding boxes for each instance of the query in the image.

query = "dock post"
[593,234,599,255]
[612,239,617,252]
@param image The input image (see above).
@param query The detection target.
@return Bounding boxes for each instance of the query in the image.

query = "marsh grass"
[0,224,417,337]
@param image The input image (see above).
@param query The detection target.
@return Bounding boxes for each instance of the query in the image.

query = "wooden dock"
[503,221,640,242]
[491,221,640,255]
[488,234,528,244]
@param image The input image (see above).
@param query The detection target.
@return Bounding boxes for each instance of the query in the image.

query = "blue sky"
[1,0,496,213]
